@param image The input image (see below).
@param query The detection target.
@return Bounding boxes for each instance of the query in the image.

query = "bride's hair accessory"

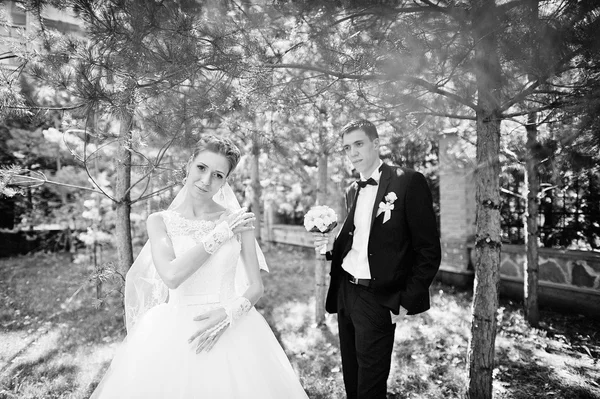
[200,221,234,254]
[224,296,252,326]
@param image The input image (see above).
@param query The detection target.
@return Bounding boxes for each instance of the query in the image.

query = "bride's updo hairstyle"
[190,135,241,176]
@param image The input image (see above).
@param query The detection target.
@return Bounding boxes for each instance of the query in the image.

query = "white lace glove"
[199,221,234,254]
[198,209,255,254]
[224,296,252,326]
[191,298,252,353]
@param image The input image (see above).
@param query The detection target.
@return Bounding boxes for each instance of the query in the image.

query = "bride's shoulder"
[148,210,168,220]
[147,211,169,230]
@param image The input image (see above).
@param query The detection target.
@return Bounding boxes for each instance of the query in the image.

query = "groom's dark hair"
[340,119,379,141]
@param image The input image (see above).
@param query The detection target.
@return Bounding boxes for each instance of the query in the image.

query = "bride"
[90,135,309,398]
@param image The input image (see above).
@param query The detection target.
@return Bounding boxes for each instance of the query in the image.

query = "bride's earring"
[182,176,187,185]
[218,186,225,202]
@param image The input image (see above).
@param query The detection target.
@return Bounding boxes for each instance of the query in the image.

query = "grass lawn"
[0,244,599,399]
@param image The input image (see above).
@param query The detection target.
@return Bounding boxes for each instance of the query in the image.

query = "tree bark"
[115,110,134,275]
[91,109,103,306]
[523,0,541,327]
[524,112,540,326]
[315,153,328,325]
[466,1,503,398]
[251,135,262,242]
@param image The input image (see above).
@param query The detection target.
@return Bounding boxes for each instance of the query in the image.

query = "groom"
[315,119,441,399]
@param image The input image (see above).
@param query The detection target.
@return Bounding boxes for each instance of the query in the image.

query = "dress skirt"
[90,301,309,399]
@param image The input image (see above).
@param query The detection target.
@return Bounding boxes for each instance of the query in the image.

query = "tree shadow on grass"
[257,245,324,343]
[53,305,125,347]
[494,342,600,399]
[0,293,124,399]
[386,286,472,399]
[389,323,467,398]
[1,348,80,399]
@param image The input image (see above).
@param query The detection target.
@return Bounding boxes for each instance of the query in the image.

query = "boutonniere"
[376,192,397,224]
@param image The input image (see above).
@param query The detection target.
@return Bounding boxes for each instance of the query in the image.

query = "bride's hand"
[225,207,256,234]
[189,308,228,353]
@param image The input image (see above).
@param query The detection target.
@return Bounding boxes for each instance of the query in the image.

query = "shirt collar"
[359,160,383,183]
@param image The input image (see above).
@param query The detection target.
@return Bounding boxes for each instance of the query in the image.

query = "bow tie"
[357,177,377,188]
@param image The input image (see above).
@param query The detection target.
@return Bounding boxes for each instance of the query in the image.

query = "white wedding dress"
[90,210,309,399]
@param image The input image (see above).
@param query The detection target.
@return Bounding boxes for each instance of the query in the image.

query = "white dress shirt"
[341,160,383,279]
[341,160,409,322]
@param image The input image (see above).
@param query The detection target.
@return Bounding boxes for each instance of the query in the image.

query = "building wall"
[1,1,83,70]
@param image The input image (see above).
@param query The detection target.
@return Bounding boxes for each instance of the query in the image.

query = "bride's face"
[186,150,230,199]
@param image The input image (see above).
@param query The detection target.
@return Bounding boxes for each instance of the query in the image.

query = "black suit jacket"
[325,163,441,315]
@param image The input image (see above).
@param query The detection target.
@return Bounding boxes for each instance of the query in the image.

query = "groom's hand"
[390,306,408,324]
[312,232,333,254]
[189,308,229,353]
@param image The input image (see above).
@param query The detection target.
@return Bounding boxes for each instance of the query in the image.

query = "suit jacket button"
[349,232,353,236]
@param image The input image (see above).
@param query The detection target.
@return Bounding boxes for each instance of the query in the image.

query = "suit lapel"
[370,163,392,229]
[340,183,359,235]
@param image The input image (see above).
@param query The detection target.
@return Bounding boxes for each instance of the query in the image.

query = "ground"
[0,244,598,399]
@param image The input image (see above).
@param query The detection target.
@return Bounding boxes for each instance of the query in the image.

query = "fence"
[0,229,81,257]
[500,169,600,250]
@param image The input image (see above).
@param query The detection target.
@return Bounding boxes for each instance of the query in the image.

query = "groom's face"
[342,128,380,176]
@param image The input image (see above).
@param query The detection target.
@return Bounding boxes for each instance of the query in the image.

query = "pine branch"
[409,111,476,120]
[3,103,87,111]
[133,183,179,205]
[126,135,178,200]
[1,172,102,194]
[264,63,476,109]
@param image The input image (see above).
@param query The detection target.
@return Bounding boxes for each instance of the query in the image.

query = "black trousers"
[337,277,396,399]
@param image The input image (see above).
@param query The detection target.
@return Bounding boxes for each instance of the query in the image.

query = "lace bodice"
[161,210,241,306]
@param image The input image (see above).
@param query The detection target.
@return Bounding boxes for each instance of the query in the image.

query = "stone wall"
[500,244,600,319]
[262,223,600,293]
[501,245,600,290]
[499,245,600,317]
[262,227,600,317]
[260,130,600,317]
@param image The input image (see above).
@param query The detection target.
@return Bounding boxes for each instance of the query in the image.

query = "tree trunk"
[524,112,540,326]
[251,137,262,242]
[523,0,541,328]
[146,176,154,216]
[314,153,328,325]
[466,1,503,398]
[115,110,134,275]
[91,109,103,304]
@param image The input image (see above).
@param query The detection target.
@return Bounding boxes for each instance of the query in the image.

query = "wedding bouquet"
[303,205,338,255]
[304,205,338,233]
